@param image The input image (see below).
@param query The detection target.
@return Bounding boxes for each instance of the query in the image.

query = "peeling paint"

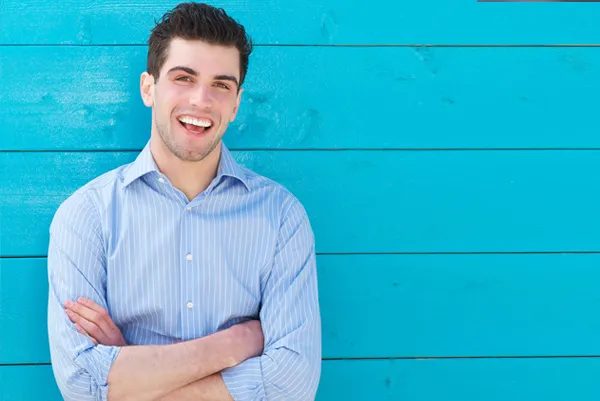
[297,108,321,144]
[320,11,339,43]
[76,13,93,44]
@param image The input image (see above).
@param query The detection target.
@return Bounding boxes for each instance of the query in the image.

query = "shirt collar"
[122,141,251,192]
[216,142,251,191]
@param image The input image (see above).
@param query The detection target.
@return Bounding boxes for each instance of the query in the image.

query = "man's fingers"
[77,297,108,316]
[74,323,99,346]
[65,309,109,345]
[65,298,127,347]
[65,300,102,323]
[77,298,121,332]
[65,300,112,338]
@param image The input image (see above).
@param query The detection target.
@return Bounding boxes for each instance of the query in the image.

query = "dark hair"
[147,2,253,88]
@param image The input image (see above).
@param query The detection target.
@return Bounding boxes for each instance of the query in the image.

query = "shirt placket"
[180,202,197,340]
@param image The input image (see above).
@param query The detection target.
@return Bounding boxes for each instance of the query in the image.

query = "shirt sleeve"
[47,191,122,401]
[221,196,322,400]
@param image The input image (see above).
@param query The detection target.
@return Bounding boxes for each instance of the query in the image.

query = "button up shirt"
[47,141,322,400]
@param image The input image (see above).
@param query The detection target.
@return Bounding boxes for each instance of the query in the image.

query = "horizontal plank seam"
[2,44,600,48]
[5,355,600,366]
[5,251,600,260]
[326,355,600,360]
[7,148,600,153]
[318,251,600,255]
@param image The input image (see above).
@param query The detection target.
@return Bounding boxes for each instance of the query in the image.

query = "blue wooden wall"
[2,1,600,400]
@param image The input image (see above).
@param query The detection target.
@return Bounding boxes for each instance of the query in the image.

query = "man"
[47,3,322,400]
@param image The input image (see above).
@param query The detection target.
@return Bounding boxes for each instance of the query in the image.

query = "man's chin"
[174,143,220,163]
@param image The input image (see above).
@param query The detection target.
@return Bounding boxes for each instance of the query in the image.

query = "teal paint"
[3,151,600,256]
[4,360,600,401]
[3,255,600,364]
[1,1,600,399]
[1,0,599,44]
[2,46,600,150]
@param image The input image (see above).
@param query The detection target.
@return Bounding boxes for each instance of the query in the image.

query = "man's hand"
[64,298,127,346]
[64,298,265,364]
[65,298,265,400]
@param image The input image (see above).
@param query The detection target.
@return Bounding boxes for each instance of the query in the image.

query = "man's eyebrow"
[166,67,239,88]
[214,75,239,88]
[167,66,197,76]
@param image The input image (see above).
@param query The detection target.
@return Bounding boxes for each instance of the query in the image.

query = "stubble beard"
[156,115,222,163]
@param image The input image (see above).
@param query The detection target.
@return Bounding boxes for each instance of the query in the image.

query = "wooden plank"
[0,259,50,364]
[2,46,600,151]
[1,1,600,45]
[321,358,600,401]
[4,255,600,363]
[3,358,600,401]
[2,150,600,256]
[0,365,62,401]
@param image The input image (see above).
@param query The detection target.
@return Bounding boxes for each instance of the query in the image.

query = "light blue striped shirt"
[47,141,322,401]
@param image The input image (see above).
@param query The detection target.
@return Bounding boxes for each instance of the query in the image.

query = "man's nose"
[189,85,213,108]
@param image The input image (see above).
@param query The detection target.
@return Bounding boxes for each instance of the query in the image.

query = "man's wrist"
[202,327,240,369]
[220,325,243,367]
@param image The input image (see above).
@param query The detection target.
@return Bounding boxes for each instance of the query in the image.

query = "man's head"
[140,2,253,163]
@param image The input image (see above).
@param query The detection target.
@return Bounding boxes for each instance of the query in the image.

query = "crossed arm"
[65,297,258,400]
[47,192,322,401]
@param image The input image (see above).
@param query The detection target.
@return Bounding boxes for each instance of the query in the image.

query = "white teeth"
[178,116,212,128]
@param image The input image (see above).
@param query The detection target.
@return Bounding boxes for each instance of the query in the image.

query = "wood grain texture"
[3,1,600,400]
[4,254,600,363]
[1,0,600,45]
[2,150,600,256]
[2,46,600,150]
[3,359,600,401]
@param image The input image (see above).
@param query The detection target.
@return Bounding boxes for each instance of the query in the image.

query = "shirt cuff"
[221,356,266,401]
[73,344,122,401]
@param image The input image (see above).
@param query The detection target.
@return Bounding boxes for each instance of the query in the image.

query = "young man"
[47,3,322,400]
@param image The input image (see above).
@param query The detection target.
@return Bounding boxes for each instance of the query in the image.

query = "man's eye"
[176,76,192,82]
[215,82,230,90]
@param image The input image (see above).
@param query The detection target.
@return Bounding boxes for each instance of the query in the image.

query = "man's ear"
[230,87,244,122]
[140,72,155,107]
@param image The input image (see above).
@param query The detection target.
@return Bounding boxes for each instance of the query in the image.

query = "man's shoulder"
[240,166,309,219]
[51,162,132,227]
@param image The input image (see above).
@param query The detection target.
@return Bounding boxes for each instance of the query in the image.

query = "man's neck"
[150,137,221,202]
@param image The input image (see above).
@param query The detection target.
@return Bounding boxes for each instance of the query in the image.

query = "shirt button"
[186,253,193,261]
[186,301,194,309]
[158,177,166,183]
[186,207,192,212]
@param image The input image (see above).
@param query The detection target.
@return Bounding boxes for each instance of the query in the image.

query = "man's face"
[141,38,243,162]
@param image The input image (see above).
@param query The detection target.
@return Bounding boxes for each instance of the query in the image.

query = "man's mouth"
[178,115,213,135]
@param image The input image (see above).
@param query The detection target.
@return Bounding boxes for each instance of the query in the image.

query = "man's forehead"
[163,39,240,77]
[167,38,239,60]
